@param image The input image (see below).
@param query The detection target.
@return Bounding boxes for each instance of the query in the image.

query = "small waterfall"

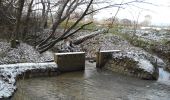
[158,68,170,85]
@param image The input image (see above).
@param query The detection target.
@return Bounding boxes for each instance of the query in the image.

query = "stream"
[158,68,170,85]
[12,62,170,100]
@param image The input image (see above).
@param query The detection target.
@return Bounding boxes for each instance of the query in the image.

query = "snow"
[112,51,155,73]
[0,41,58,98]
[100,50,121,53]
[55,52,85,55]
[0,42,54,64]
[75,29,106,41]
[0,62,57,99]
[137,29,170,42]
[140,27,162,31]
[136,58,154,73]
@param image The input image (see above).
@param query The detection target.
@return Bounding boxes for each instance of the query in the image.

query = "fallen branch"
[73,28,107,45]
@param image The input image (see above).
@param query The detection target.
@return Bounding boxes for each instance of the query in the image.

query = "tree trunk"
[11,0,25,48]
[0,0,1,7]
[54,29,107,52]
[37,0,94,53]
[73,29,107,45]
[37,0,70,47]
[41,0,46,28]
[23,0,34,40]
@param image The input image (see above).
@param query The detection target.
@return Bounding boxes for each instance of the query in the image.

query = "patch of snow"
[0,42,54,64]
[75,29,106,41]
[135,58,154,73]
[112,51,155,73]
[100,50,121,53]
[140,27,162,31]
[55,52,85,55]
[0,62,57,99]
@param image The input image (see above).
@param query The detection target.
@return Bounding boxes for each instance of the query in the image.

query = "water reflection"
[12,62,170,100]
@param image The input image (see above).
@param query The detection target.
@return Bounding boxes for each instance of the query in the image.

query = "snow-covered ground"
[121,28,170,71]
[0,40,59,99]
[122,29,170,42]
[136,30,170,42]
[0,30,168,98]
[112,51,165,74]
[74,31,167,79]
[0,62,57,99]
[0,41,53,64]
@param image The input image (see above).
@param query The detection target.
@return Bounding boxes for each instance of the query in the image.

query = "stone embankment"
[104,51,159,80]
[0,62,58,99]
[96,50,163,80]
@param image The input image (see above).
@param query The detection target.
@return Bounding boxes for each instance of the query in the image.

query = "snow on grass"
[133,29,170,42]
[0,62,57,99]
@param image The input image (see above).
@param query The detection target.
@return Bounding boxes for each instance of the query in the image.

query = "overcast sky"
[94,0,170,26]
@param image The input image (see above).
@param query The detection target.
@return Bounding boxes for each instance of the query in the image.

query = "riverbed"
[12,62,170,100]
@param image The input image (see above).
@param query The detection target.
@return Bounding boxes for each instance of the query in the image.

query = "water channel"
[12,62,170,100]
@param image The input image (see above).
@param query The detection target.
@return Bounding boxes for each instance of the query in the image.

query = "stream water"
[158,68,170,85]
[12,62,170,100]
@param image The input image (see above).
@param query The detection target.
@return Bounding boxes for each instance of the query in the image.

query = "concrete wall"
[54,52,85,72]
[96,50,121,68]
[17,68,60,80]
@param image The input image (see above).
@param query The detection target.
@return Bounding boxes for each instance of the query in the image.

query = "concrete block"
[96,50,121,68]
[54,52,85,72]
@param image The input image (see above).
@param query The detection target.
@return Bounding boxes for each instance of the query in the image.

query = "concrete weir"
[96,50,121,68]
[54,52,85,72]
[0,52,86,99]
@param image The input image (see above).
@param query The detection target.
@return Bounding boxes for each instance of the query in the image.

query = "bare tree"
[11,0,25,48]
[36,0,94,53]
[23,0,34,39]
[36,0,154,53]
[0,0,154,52]
[40,0,50,29]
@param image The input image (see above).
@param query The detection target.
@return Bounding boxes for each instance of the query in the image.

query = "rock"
[104,51,159,80]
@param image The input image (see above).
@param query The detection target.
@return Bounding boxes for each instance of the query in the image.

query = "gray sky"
[94,0,170,25]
